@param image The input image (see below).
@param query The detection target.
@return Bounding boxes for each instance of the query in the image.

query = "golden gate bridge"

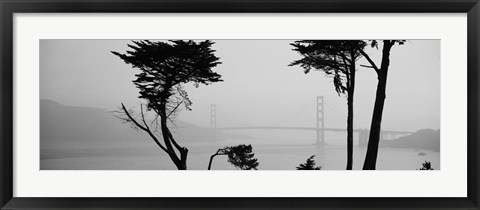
[208,96,413,146]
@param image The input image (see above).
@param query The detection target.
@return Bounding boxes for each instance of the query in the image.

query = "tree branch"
[167,99,184,118]
[171,67,198,87]
[140,104,150,129]
[359,49,380,75]
[339,54,351,74]
[121,103,168,153]
[336,51,352,63]
[207,148,229,170]
[360,65,375,69]
[150,114,161,133]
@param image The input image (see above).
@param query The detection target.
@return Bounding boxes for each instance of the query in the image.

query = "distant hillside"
[380,129,440,151]
[40,100,232,149]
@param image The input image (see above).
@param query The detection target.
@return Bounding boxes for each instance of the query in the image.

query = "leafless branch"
[167,99,185,118]
[359,49,380,74]
[120,103,168,153]
[360,65,375,69]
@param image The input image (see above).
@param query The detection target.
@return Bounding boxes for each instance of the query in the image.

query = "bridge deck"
[216,126,413,134]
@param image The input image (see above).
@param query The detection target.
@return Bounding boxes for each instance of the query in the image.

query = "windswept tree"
[208,144,259,170]
[290,40,366,170]
[359,40,405,170]
[111,40,222,170]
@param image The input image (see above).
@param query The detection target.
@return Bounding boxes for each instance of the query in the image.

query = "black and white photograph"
[40,39,440,170]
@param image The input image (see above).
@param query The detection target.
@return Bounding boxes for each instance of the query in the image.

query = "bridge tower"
[210,104,217,129]
[316,96,325,146]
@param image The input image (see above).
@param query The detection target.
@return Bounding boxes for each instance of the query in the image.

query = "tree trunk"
[208,154,215,170]
[346,58,355,170]
[346,91,354,170]
[362,73,387,170]
[362,41,394,170]
[160,122,187,170]
[208,153,220,170]
[159,106,188,170]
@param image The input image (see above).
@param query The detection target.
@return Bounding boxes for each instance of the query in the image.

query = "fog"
[40,40,440,170]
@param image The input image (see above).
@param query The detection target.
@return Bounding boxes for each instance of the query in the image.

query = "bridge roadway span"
[216,126,413,135]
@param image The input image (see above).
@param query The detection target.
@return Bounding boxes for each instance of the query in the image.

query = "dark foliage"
[226,144,259,170]
[111,40,222,170]
[208,144,259,170]
[418,161,434,170]
[112,40,222,115]
[289,40,365,96]
[296,155,321,170]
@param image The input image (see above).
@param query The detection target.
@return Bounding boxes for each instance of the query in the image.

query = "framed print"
[1,0,479,209]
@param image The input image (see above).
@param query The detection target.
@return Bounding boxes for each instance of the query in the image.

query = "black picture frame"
[1,0,479,209]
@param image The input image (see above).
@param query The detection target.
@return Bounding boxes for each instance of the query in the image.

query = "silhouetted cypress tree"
[208,144,259,170]
[290,40,366,170]
[111,40,222,170]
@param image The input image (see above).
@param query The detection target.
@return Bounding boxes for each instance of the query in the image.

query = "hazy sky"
[40,40,440,132]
